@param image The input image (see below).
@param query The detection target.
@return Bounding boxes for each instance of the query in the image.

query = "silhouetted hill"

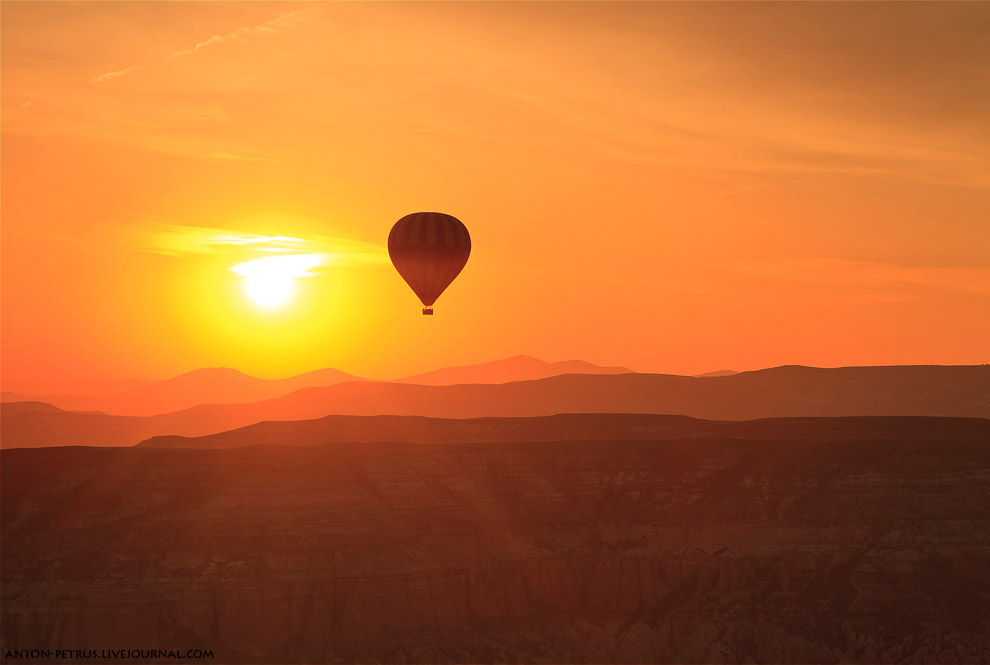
[396,354,635,385]
[165,363,990,424]
[1,400,66,415]
[3,365,988,448]
[1,366,368,417]
[0,356,637,416]
[4,417,989,663]
[1,402,163,448]
[139,412,990,449]
[694,369,740,377]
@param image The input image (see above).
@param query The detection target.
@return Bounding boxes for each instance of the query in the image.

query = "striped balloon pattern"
[388,212,471,310]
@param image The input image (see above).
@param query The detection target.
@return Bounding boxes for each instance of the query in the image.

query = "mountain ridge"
[2,364,987,448]
[395,355,636,385]
[0,356,633,416]
[0,365,368,417]
[138,412,990,449]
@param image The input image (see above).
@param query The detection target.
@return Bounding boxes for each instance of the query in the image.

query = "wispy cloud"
[168,10,312,59]
[134,222,387,266]
[231,253,325,279]
[87,10,311,87]
[91,67,140,83]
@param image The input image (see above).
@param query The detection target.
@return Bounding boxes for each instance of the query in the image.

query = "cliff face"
[3,428,990,663]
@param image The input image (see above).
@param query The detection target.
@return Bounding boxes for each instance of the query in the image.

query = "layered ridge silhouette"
[2,365,987,448]
[395,355,635,385]
[0,356,630,417]
[139,412,990,449]
[0,366,368,417]
[3,416,989,663]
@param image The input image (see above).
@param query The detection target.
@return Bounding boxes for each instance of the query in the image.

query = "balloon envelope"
[388,212,471,309]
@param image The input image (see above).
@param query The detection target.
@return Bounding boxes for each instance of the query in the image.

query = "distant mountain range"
[2,364,987,448]
[396,355,635,385]
[1,366,366,417]
[0,356,631,416]
[139,412,990,449]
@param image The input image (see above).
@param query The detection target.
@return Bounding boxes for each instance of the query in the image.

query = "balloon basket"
[422,307,434,315]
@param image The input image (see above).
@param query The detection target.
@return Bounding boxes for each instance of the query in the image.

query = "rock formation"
[3,420,989,662]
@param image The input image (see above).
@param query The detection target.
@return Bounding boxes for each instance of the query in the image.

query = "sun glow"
[231,254,325,309]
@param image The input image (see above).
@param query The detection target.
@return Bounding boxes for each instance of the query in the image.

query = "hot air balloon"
[388,212,471,315]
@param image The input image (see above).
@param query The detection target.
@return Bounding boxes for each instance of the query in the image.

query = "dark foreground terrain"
[3,416,990,663]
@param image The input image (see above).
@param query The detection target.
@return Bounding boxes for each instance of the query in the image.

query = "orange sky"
[2,1,988,385]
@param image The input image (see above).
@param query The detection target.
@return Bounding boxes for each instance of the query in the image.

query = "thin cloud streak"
[168,10,313,59]
[135,222,387,266]
[86,10,312,89]
[91,67,140,83]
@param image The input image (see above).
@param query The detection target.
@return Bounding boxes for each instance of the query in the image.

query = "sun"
[244,272,294,308]
[231,254,323,309]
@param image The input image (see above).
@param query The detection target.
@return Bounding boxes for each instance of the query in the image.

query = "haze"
[2,1,988,386]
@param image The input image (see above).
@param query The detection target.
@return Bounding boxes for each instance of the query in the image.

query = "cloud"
[85,10,312,89]
[132,222,387,266]
[91,67,140,83]
[168,10,312,59]
[231,253,325,279]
